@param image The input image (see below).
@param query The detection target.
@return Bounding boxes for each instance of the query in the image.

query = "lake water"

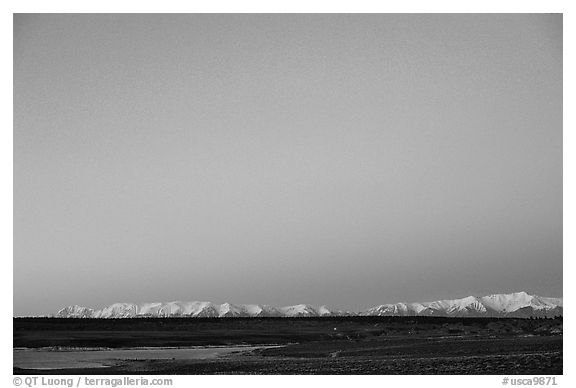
[13,346,268,370]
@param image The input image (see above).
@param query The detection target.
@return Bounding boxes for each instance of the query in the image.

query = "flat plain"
[13,317,562,375]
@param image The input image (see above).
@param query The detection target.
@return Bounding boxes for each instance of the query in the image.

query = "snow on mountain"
[537,296,563,307]
[317,305,337,316]
[217,303,243,317]
[363,302,428,317]
[55,305,94,318]
[420,296,488,316]
[89,301,221,318]
[53,292,562,318]
[92,303,137,318]
[242,304,283,317]
[362,292,562,317]
[279,304,320,317]
[479,292,562,313]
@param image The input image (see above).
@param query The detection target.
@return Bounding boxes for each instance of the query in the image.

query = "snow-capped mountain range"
[55,302,349,318]
[361,292,562,318]
[54,292,562,319]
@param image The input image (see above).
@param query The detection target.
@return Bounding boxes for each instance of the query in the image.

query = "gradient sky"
[14,14,562,316]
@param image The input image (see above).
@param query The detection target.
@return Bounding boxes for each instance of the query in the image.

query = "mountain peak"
[53,292,562,319]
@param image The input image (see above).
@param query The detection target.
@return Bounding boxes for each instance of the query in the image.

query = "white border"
[1,0,572,13]
[3,1,572,387]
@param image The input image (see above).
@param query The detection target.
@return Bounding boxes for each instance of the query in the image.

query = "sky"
[14,14,562,316]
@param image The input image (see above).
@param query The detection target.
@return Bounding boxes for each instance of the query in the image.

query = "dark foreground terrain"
[14,316,562,375]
